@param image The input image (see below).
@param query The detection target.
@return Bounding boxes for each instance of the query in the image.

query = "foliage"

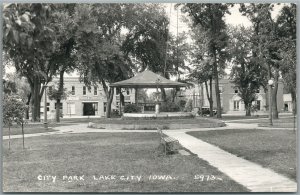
[180,3,232,118]
[73,4,136,118]
[111,109,121,117]
[47,86,68,101]
[183,99,193,112]
[3,4,71,121]
[239,3,284,118]
[123,104,141,113]
[228,26,264,116]
[3,79,17,95]
[3,94,27,126]
[121,4,169,74]
[160,101,181,112]
[276,4,296,114]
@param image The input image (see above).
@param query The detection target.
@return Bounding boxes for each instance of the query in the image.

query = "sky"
[167,3,285,36]
[5,3,286,77]
[164,3,286,77]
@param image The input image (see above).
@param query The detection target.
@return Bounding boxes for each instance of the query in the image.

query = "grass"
[2,127,57,136]
[219,115,268,121]
[2,123,72,136]
[225,116,296,124]
[258,117,297,128]
[92,117,224,130]
[187,129,297,180]
[94,117,220,125]
[3,132,248,192]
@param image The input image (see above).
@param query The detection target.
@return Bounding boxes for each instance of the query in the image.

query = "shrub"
[111,109,121,117]
[184,99,193,112]
[178,100,186,109]
[123,104,141,113]
[160,101,181,112]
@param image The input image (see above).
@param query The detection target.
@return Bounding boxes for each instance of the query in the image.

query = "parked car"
[198,107,217,116]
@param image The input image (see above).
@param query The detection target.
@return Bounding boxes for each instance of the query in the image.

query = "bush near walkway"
[188,129,296,180]
[3,132,248,192]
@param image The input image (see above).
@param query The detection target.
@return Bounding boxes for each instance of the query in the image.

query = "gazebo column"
[119,87,122,116]
[155,87,160,114]
[135,87,138,106]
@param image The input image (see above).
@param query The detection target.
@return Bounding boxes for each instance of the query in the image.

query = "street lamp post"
[268,79,274,126]
[44,85,48,129]
[155,78,161,115]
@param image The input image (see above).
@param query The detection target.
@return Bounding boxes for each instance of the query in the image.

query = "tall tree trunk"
[213,51,222,118]
[8,124,11,150]
[272,72,279,119]
[245,103,251,116]
[204,79,214,117]
[291,89,297,115]
[21,122,25,149]
[56,70,65,123]
[25,93,31,119]
[161,88,166,102]
[32,76,41,122]
[56,99,61,122]
[199,82,204,116]
[171,88,177,102]
[106,88,114,118]
[101,79,114,118]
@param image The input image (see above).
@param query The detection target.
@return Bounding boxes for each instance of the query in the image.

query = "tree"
[277,4,296,114]
[3,94,27,150]
[74,4,134,118]
[3,4,59,121]
[228,26,264,116]
[47,86,69,122]
[180,3,232,118]
[239,3,283,119]
[188,24,215,117]
[74,4,174,117]
[47,4,77,122]
[121,4,171,102]
[4,73,31,119]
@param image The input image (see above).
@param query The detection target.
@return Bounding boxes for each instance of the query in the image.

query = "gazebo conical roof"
[110,70,186,88]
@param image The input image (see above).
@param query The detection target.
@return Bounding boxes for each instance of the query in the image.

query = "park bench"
[157,128,179,154]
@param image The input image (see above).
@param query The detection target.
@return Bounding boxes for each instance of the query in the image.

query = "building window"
[234,101,239,110]
[255,100,261,111]
[55,103,63,109]
[83,86,86,95]
[67,103,75,115]
[94,87,97,95]
[219,86,223,93]
[47,102,50,111]
[71,86,75,95]
[126,89,130,95]
[48,86,53,94]
[234,89,238,94]
[103,102,107,112]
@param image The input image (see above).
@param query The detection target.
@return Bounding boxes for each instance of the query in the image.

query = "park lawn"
[258,117,297,128]
[2,123,72,136]
[93,117,219,125]
[187,129,297,180]
[218,115,268,121]
[225,116,295,125]
[3,132,248,192]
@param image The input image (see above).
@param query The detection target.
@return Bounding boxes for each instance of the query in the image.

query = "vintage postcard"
[2,2,297,193]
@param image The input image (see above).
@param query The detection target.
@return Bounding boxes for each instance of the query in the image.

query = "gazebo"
[110,70,186,115]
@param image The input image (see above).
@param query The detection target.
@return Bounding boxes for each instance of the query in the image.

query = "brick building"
[40,77,136,118]
[183,78,284,115]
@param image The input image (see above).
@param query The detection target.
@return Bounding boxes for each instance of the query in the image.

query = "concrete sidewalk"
[164,131,297,192]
